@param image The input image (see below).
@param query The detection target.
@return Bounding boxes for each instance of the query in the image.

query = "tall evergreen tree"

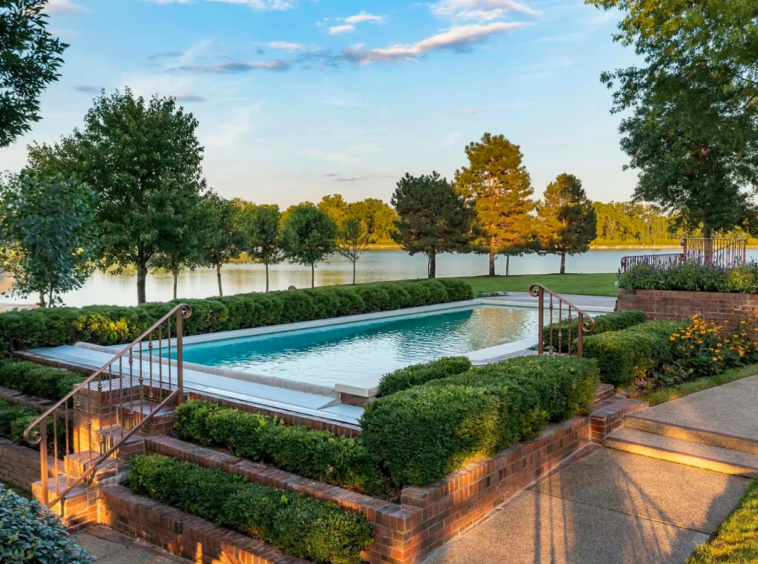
[536,174,597,274]
[455,133,535,276]
[281,204,336,288]
[391,172,476,279]
[243,203,284,293]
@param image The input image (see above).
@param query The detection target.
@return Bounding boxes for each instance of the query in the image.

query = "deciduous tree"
[199,194,245,297]
[282,204,337,288]
[336,217,370,285]
[26,89,207,304]
[0,174,98,307]
[455,133,535,276]
[391,172,476,279]
[536,174,597,274]
[318,194,350,226]
[0,0,67,147]
[243,203,284,292]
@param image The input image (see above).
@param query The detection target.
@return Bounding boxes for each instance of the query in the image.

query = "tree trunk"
[489,249,496,277]
[137,261,148,305]
[506,255,510,276]
[560,252,566,275]
[216,264,223,296]
[173,270,178,300]
[265,263,269,292]
[39,291,46,309]
[311,264,315,288]
[428,251,436,279]
[352,260,356,285]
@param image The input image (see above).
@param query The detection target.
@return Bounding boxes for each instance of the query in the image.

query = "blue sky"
[0,0,638,208]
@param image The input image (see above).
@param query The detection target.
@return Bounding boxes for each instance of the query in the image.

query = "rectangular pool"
[163,305,548,387]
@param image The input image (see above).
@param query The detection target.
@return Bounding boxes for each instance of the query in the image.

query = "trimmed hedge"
[174,401,391,497]
[583,320,686,386]
[361,355,600,487]
[618,262,758,293]
[0,483,92,564]
[0,279,473,353]
[377,356,473,396]
[129,455,374,564]
[0,399,64,451]
[0,359,84,401]
[543,310,646,353]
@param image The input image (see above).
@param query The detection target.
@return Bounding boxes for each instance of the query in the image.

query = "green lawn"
[687,479,758,563]
[448,273,618,297]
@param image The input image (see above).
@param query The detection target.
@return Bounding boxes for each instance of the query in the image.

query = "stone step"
[624,414,758,455]
[605,427,758,478]
[64,450,126,483]
[118,399,176,435]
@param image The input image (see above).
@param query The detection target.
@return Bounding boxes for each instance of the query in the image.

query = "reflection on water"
[4,248,751,308]
[169,306,540,386]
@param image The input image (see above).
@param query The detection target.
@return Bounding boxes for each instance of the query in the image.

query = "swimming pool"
[163,304,548,387]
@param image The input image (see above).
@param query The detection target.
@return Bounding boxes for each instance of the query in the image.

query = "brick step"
[95,426,146,460]
[64,451,127,484]
[590,395,648,443]
[119,399,176,436]
[624,414,758,455]
[605,427,758,478]
[593,383,615,405]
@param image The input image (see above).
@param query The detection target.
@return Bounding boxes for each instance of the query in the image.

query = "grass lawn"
[687,479,758,563]
[449,273,618,297]
[637,364,758,407]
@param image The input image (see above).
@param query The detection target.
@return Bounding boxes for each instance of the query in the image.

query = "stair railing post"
[176,309,184,405]
[577,312,584,359]
[39,416,48,506]
[537,287,544,356]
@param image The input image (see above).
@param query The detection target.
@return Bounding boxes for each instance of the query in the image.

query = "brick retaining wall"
[0,438,45,491]
[617,288,758,323]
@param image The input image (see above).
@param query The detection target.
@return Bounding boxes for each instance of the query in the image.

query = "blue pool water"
[165,305,545,387]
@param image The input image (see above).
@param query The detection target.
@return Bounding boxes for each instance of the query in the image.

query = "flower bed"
[618,262,758,293]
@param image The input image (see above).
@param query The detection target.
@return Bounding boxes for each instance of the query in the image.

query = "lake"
[3,248,754,308]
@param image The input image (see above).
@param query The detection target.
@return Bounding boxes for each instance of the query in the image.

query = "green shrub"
[174,401,391,497]
[618,262,758,293]
[378,356,473,396]
[0,399,65,453]
[543,310,646,353]
[0,279,472,353]
[129,455,374,564]
[0,359,84,401]
[0,483,92,564]
[584,321,685,386]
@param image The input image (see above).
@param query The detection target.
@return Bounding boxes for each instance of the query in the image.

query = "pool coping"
[85,296,612,401]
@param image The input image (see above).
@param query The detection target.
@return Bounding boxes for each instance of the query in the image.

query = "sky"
[0,0,640,208]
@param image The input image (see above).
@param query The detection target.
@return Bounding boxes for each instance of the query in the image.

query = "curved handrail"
[23,303,192,446]
[529,283,596,334]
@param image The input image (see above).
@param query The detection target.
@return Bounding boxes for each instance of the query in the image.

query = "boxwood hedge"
[129,455,374,564]
[543,310,646,353]
[377,356,473,396]
[0,399,64,451]
[0,359,84,401]
[0,279,473,353]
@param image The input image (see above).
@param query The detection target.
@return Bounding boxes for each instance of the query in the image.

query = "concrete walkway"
[422,447,751,564]
[488,292,617,312]
[73,526,190,564]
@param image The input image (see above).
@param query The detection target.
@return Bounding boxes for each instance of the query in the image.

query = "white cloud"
[176,60,290,73]
[45,0,86,15]
[268,41,305,52]
[329,25,356,35]
[343,22,526,64]
[142,0,295,9]
[431,0,538,22]
[344,12,385,25]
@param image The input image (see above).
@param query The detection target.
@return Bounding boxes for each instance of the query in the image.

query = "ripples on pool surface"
[169,306,541,387]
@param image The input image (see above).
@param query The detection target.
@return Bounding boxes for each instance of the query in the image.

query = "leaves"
[536,174,597,256]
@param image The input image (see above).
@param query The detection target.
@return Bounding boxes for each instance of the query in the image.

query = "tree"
[318,194,350,226]
[349,198,397,244]
[26,88,207,304]
[200,194,245,297]
[0,174,98,307]
[455,133,535,276]
[243,203,284,292]
[588,0,758,236]
[536,174,597,274]
[281,204,337,288]
[336,217,370,285]
[391,172,476,279]
[0,0,66,147]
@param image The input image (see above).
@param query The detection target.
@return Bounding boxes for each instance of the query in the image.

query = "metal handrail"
[530,284,596,358]
[24,303,191,507]
[619,238,748,273]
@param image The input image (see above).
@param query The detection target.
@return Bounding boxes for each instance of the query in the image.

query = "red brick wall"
[617,288,758,323]
[0,438,44,492]
[144,417,591,564]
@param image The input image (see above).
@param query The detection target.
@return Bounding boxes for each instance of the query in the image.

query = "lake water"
[4,248,754,308]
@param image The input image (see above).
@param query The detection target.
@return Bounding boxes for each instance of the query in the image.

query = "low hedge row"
[174,401,391,497]
[377,356,473,396]
[0,483,92,564]
[542,310,646,353]
[0,359,84,401]
[360,355,600,487]
[0,279,473,353]
[0,399,62,451]
[618,262,758,293]
[583,321,686,386]
[129,455,374,564]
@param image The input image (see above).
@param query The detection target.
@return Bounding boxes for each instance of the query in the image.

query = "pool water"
[166,305,542,387]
